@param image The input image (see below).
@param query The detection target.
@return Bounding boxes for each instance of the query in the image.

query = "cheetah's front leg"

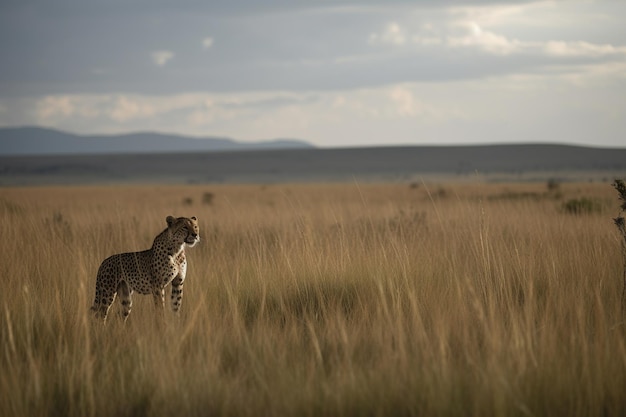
[153,257,176,309]
[171,255,187,313]
[171,276,184,313]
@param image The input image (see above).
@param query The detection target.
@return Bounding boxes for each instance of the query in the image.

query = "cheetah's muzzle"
[185,233,199,246]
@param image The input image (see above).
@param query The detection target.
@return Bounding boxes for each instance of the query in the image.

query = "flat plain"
[1,181,625,416]
[2,143,626,185]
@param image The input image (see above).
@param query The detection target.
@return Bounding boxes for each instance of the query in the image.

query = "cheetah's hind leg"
[117,280,133,322]
[90,285,117,322]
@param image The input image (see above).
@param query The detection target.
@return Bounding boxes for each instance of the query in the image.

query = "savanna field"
[1,181,625,417]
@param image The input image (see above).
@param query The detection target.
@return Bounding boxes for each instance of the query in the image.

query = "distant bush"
[0,198,24,215]
[433,187,448,199]
[182,197,194,206]
[562,197,602,215]
[488,191,544,201]
[547,179,561,193]
[202,192,215,205]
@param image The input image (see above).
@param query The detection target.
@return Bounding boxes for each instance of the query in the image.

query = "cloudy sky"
[1,0,625,147]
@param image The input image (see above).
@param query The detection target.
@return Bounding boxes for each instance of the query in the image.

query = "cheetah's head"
[166,215,200,247]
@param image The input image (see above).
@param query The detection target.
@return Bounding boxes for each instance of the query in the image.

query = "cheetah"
[90,215,200,322]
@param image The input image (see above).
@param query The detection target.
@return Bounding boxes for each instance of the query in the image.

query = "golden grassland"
[1,181,625,417]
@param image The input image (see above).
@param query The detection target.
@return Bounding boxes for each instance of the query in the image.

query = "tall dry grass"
[1,182,625,416]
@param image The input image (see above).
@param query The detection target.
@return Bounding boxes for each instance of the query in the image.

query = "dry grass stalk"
[0,182,624,416]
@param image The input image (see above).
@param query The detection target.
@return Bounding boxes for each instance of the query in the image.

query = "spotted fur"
[90,216,200,322]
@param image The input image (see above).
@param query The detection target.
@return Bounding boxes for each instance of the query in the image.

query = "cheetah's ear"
[166,215,176,226]
[191,216,197,221]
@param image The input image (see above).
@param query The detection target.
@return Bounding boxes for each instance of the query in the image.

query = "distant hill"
[0,127,314,156]
[1,143,626,185]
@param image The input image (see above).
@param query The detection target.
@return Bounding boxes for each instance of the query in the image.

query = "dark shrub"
[562,197,601,215]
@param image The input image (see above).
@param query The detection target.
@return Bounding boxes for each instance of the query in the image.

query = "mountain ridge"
[0,126,314,156]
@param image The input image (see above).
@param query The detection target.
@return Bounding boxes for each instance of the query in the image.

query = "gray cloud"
[4,0,622,96]
[1,0,625,147]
